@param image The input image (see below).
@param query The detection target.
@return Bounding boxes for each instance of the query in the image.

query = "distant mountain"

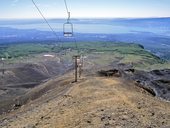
[0,27,59,43]
[0,26,170,47]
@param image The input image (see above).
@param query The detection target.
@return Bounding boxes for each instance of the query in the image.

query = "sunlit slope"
[62,42,169,70]
[1,75,170,128]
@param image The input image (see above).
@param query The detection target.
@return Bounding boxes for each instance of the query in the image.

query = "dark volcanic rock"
[98,69,121,77]
[130,69,170,101]
[0,61,73,115]
[98,67,170,101]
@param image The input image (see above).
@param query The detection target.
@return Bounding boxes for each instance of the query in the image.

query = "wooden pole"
[2,61,4,75]
[73,55,80,82]
[79,65,82,78]
[1,58,5,76]
[75,56,78,82]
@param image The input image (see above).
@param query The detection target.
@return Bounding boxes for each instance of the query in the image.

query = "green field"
[0,42,170,71]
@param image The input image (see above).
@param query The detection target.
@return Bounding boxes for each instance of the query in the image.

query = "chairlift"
[63,11,74,37]
[63,21,73,37]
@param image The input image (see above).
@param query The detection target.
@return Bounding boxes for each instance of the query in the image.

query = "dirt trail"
[1,74,170,128]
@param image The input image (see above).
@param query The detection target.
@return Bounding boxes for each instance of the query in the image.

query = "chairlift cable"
[64,0,69,15]
[64,0,70,22]
[63,0,80,55]
[31,0,62,46]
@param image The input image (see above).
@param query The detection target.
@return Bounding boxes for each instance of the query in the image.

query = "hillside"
[0,63,170,128]
[1,42,169,69]
[0,42,170,127]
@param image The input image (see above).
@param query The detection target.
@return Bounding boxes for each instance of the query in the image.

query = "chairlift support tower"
[73,55,80,82]
[32,0,82,82]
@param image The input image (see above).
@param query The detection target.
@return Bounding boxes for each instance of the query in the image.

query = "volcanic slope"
[0,42,170,128]
[0,65,170,128]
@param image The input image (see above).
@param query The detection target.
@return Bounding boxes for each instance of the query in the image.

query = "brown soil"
[0,59,73,114]
[0,55,170,128]
[0,73,170,128]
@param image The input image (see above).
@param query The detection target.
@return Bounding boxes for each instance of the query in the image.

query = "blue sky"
[0,0,170,19]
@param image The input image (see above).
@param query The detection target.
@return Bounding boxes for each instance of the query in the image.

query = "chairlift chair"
[63,21,73,37]
[63,11,73,37]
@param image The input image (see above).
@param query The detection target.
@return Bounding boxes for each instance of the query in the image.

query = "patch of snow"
[43,54,55,58]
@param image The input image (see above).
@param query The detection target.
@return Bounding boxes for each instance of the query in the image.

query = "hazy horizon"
[0,17,170,21]
[1,0,170,19]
